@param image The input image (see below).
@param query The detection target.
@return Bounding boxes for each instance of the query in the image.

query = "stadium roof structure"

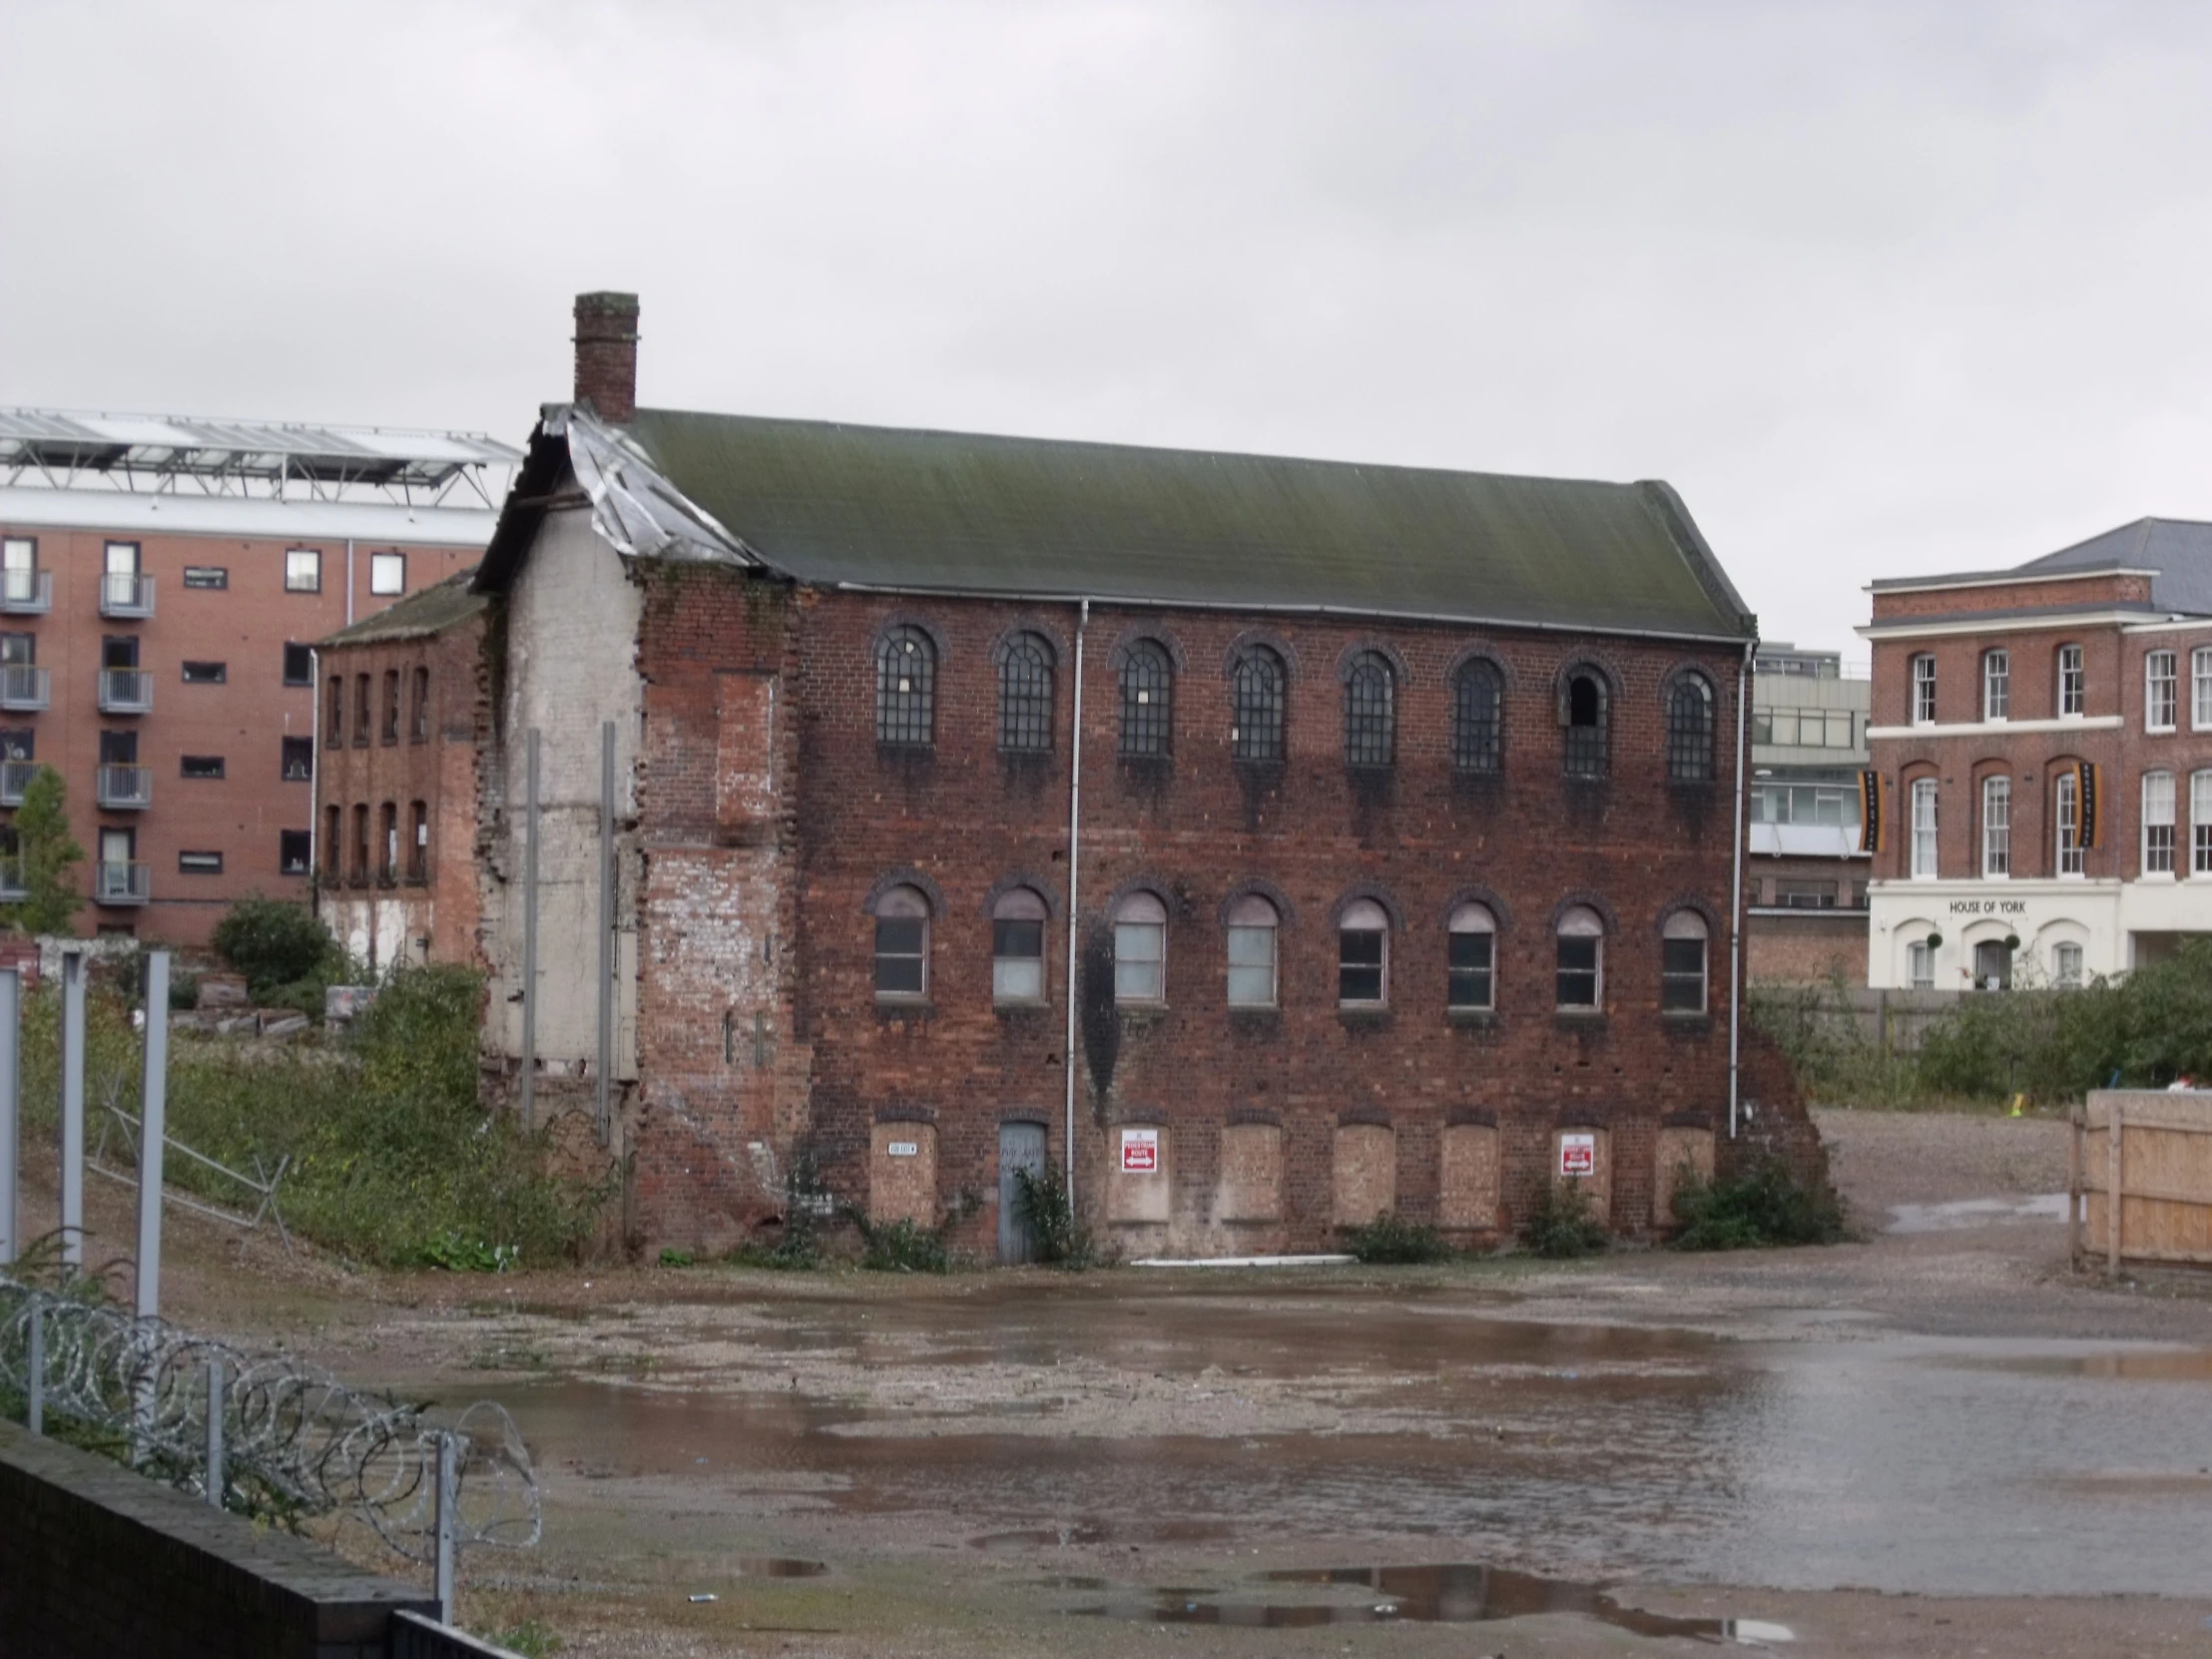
[0,408,524,509]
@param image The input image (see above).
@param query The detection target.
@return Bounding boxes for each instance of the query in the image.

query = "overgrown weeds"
[1668,1157,1848,1251]
[1343,1211,1454,1264]
[1010,1163,1100,1268]
[852,1216,951,1273]
[1521,1181,1609,1258]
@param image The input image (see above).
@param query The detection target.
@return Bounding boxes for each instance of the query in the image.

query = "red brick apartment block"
[1862,520,2212,989]
[459,295,1820,1259]
[0,412,515,945]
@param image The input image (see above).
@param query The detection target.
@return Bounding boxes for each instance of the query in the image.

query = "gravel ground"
[1812,1104,2070,1214]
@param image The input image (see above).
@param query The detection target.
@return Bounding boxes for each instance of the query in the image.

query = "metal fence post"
[26,1298,42,1434]
[433,1429,458,1625]
[60,951,85,1272]
[205,1355,226,1509]
[0,967,17,1267]
[136,951,171,1319]
[597,719,615,1146]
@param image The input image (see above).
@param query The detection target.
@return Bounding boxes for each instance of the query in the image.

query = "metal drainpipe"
[343,540,355,628]
[307,652,320,921]
[1728,638,1753,1139]
[1062,599,1089,1188]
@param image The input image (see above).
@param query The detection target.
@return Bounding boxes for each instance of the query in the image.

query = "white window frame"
[1337,898,1390,1007]
[2143,770,2176,877]
[1555,905,1604,1009]
[2056,771,2084,877]
[2146,650,2178,733]
[990,886,1048,1004]
[1910,779,1938,878]
[1907,939,1935,989]
[284,548,322,594]
[2057,643,2085,718]
[2194,647,2212,732]
[1911,655,1936,726]
[2052,941,2083,988]
[1659,911,1709,1014]
[1113,891,1168,1005]
[2193,771,2212,878]
[1446,902,1496,1012]
[1982,650,2009,722]
[1225,895,1280,1008]
[1980,775,2009,877]
[872,885,930,1002]
[368,551,406,597]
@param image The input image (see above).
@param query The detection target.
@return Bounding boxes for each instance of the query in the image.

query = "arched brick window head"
[1556,904,1604,1008]
[1660,910,1708,1013]
[1338,897,1388,1006]
[1344,652,1394,768]
[1119,642,1172,758]
[1447,902,1496,1010]
[1113,891,1167,1003]
[1231,647,1286,763]
[991,886,1048,1002]
[1562,672,1607,778]
[1225,894,1280,1008]
[875,627,935,748]
[998,634,1053,755]
[874,884,929,999]
[1667,675,1714,782]
[1452,661,1502,774]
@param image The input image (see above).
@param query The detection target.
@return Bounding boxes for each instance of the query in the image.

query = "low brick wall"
[0,1417,436,1658]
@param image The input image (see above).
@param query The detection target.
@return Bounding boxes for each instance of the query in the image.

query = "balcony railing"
[94,861,151,905]
[0,857,23,903]
[99,572,156,619]
[98,669,154,714]
[0,761,40,807]
[0,569,52,615]
[95,764,153,810]
[0,665,50,712]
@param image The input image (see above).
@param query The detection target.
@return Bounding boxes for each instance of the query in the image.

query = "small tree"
[212,894,341,999]
[5,766,84,935]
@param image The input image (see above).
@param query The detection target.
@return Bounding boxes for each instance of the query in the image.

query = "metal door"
[998,1121,1047,1264]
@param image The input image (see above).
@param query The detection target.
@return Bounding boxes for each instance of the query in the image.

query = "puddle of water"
[1886,1193,2068,1233]
[971,1519,1235,1550]
[736,1556,828,1577]
[1077,1563,1793,1643]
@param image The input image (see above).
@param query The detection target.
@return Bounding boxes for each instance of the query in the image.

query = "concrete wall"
[0,1417,433,1658]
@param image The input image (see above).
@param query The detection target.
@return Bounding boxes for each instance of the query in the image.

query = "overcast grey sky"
[6,1,2211,654]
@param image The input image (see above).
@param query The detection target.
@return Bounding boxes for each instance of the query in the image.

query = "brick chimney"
[572,291,640,423]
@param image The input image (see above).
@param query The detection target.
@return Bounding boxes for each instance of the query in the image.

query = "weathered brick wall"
[0,1418,433,1658]
[1869,572,2148,623]
[1747,915,1868,984]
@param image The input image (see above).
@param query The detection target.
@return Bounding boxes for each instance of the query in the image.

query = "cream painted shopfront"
[1869,877,2212,990]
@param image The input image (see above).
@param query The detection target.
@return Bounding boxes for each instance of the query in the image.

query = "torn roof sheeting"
[559,406,755,566]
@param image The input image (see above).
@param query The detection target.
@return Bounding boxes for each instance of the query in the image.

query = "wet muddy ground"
[34,1108,2212,1656]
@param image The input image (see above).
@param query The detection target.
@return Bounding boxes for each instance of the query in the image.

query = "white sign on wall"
[1120,1128,1159,1173]
[886,1141,919,1159]
[1559,1133,1596,1179]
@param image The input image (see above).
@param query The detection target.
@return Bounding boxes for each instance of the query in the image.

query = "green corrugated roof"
[319,566,485,648]
[620,409,1752,639]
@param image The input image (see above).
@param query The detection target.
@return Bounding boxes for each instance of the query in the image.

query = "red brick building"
[465,294,1814,1258]
[0,411,513,945]
[311,571,489,971]
[1863,521,2212,987]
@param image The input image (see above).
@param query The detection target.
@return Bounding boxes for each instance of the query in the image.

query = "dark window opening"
[180,755,225,780]
[874,627,935,747]
[178,850,224,874]
[284,643,313,687]
[1231,646,1286,763]
[102,636,139,671]
[381,670,400,744]
[1339,926,1385,1004]
[280,736,312,782]
[327,677,344,743]
[181,660,227,684]
[410,667,430,742]
[350,804,369,881]
[279,830,311,877]
[99,730,138,765]
[182,566,228,590]
[408,801,428,880]
[378,802,397,881]
[1667,675,1715,782]
[352,675,370,746]
[997,633,1053,754]
[1344,651,1394,768]
[1452,661,1502,774]
[1563,672,1608,778]
[1119,642,1172,758]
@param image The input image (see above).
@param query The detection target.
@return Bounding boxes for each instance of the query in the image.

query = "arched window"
[1446,902,1496,1011]
[1666,675,1714,782]
[1119,641,1172,758]
[1562,670,1608,778]
[875,626,935,747]
[1225,894,1280,1008]
[1113,891,1168,1004]
[1452,660,1502,775]
[997,633,1053,755]
[873,884,930,999]
[1344,651,1395,768]
[1980,776,2010,877]
[1660,911,1709,1013]
[1556,904,1603,1008]
[1231,646,1287,763]
[1338,898,1388,1005]
[991,886,1048,1002]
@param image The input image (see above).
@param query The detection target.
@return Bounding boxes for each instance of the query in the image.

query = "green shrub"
[853,1216,950,1274]
[1521,1180,1609,1259]
[1344,1211,1454,1264]
[210,895,346,1001]
[1669,1157,1847,1250]
[1010,1163,1099,1268]
[658,1248,695,1268]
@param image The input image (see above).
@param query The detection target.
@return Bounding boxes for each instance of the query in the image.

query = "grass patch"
[1343,1211,1454,1265]
[1009,1163,1101,1268]
[851,1216,951,1274]
[1668,1157,1848,1251]
[1521,1181,1609,1259]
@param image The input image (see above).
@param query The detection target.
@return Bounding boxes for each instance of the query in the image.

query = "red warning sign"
[1559,1133,1596,1178]
[1120,1128,1159,1173]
